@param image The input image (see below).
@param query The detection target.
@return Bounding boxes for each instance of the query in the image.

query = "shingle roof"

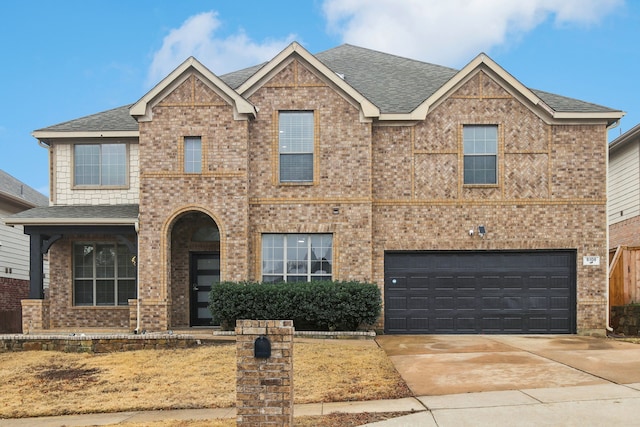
[0,169,48,207]
[7,204,139,224]
[35,44,620,133]
[34,104,138,133]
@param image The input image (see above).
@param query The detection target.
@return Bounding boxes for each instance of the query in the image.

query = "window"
[73,243,136,306]
[74,144,127,186]
[463,125,498,185]
[262,234,332,283]
[184,136,202,173]
[279,111,314,182]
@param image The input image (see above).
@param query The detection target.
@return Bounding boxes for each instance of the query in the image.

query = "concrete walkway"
[2,384,640,426]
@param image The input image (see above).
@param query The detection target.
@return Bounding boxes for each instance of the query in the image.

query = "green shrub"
[209,280,381,331]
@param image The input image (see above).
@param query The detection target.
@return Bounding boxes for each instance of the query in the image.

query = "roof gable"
[130,57,256,122]
[237,42,380,119]
[399,53,623,125]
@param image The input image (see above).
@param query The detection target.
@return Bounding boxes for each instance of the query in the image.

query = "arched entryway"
[169,211,221,327]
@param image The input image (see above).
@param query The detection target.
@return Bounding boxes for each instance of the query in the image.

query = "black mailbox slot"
[254,336,271,358]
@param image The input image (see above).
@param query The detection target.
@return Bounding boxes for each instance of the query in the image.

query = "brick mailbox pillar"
[236,319,294,426]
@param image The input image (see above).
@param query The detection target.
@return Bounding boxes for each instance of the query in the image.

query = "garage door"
[384,250,576,334]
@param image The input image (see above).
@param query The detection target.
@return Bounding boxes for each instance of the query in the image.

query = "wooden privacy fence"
[0,310,22,334]
[609,246,640,306]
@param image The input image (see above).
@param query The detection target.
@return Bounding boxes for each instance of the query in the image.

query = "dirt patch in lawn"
[0,339,411,419]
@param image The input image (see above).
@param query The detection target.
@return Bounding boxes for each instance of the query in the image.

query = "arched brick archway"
[166,209,221,327]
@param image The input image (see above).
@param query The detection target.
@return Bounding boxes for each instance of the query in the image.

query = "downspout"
[135,216,141,334]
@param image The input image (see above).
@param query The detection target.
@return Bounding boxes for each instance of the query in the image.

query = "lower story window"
[262,234,332,283]
[73,243,136,306]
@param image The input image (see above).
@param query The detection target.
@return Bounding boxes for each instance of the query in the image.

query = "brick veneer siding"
[371,73,609,331]
[47,237,130,329]
[43,59,610,333]
[0,277,29,310]
[236,320,294,426]
[137,74,251,330]
[610,215,640,248]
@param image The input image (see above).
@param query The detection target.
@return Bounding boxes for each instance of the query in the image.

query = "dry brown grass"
[0,339,411,419]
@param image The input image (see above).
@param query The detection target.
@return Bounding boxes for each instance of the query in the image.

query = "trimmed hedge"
[209,280,381,331]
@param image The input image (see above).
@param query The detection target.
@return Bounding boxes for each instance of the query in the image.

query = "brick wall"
[610,215,640,248]
[47,238,130,329]
[236,319,294,426]
[371,73,608,331]
[0,277,28,310]
[45,58,610,333]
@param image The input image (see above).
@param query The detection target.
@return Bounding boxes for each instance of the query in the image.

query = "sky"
[1,0,638,197]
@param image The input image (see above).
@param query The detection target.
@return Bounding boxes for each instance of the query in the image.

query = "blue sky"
[1,0,638,196]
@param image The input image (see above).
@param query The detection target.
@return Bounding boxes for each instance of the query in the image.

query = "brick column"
[21,299,50,333]
[236,320,294,426]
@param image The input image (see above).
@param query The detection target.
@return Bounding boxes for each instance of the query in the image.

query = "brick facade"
[236,319,294,426]
[0,277,29,311]
[26,47,613,333]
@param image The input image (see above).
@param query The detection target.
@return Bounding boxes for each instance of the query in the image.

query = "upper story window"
[463,125,498,185]
[262,233,332,283]
[184,136,202,173]
[74,143,126,186]
[279,111,314,183]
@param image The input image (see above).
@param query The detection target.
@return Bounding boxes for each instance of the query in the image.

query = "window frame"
[183,136,203,174]
[277,111,316,184]
[462,124,499,186]
[72,242,137,307]
[261,233,333,283]
[73,142,129,188]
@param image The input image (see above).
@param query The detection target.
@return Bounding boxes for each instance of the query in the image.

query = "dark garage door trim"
[384,250,576,334]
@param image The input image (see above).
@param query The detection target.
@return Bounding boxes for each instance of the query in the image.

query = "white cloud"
[147,11,296,86]
[322,0,624,66]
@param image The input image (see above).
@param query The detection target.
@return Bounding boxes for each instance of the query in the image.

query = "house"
[609,123,640,248]
[0,170,48,333]
[608,123,640,308]
[7,43,624,335]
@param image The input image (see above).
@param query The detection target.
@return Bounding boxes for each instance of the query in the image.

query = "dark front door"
[190,252,220,326]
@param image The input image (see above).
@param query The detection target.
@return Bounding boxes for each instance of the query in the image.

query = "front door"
[190,252,220,326]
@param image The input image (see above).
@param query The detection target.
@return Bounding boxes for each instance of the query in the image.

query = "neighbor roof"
[33,43,623,136]
[0,169,48,209]
[609,122,640,153]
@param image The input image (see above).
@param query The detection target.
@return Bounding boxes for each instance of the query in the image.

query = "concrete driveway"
[376,335,640,396]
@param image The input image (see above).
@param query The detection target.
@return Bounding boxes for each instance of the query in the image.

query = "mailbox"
[254,336,271,358]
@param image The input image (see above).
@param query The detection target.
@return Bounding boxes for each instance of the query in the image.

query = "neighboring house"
[8,43,624,335]
[609,123,640,248]
[0,170,48,333]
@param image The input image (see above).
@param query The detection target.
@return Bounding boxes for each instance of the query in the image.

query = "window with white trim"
[74,143,127,186]
[463,125,498,185]
[184,136,202,173]
[279,111,314,182]
[73,243,136,306]
[262,234,332,283]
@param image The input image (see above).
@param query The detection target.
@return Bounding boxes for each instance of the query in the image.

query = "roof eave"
[0,191,41,210]
[32,130,139,141]
[4,217,137,227]
[610,121,640,152]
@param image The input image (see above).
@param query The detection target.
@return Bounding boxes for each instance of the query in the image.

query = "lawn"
[0,338,412,423]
